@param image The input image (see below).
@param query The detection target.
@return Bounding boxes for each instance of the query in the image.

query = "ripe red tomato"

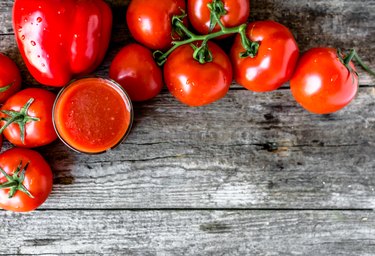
[164,41,232,106]
[109,43,163,102]
[290,48,359,114]
[188,0,250,35]
[126,0,187,50]
[0,88,57,147]
[0,53,22,103]
[0,148,53,212]
[230,21,299,92]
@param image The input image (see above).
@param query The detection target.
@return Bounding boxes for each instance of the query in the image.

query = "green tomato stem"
[0,98,40,144]
[0,82,13,93]
[156,21,258,65]
[0,162,33,199]
[351,50,375,77]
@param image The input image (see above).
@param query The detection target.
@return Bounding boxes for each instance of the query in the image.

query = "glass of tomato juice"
[53,77,133,154]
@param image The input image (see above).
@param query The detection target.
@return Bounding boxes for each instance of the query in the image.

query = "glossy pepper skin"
[13,0,112,87]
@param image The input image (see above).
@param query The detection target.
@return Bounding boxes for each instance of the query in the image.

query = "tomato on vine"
[230,20,299,92]
[163,41,232,107]
[0,53,21,103]
[290,48,375,114]
[188,0,250,36]
[126,0,187,50]
[0,88,57,147]
[0,148,53,212]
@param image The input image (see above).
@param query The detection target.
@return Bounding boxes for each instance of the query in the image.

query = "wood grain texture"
[1,210,374,255]
[0,88,361,209]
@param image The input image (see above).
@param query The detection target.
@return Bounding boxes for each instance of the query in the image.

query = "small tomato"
[109,43,163,102]
[0,148,53,212]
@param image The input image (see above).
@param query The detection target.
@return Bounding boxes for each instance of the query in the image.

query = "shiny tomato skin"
[0,148,53,212]
[290,48,358,114]
[109,43,163,102]
[188,0,250,35]
[126,0,187,50]
[0,88,57,147]
[0,53,21,103]
[230,21,299,92]
[164,41,232,107]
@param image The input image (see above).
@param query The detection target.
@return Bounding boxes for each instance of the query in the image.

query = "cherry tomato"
[126,0,187,50]
[164,41,232,106]
[0,147,53,212]
[0,53,21,103]
[230,21,299,92]
[109,43,163,102]
[290,48,359,114]
[188,0,250,36]
[0,88,57,148]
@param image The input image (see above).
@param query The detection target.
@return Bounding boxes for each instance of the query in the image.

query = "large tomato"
[126,0,187,50]
[290,48,359,114]
[0,88,57,147]
[0,148,53,212]
[188,0,250,35]
[230,21,299,92]
[0,53,22,103]
[109,43,163,102]
[164,41,232,106]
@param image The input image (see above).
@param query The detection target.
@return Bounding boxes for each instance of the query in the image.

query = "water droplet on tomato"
[36,17,42,23]
[41,63,45,67]
[21,35,25,40]
[30,41,36,46]
[24,18,28,22]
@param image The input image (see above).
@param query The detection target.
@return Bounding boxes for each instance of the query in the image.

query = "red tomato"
[109,43,163,102]
[126,0,187,50]
[188,0,250,35]
[230,21,299,92]
[0,148,53,212]
[0,88,57,147]
[164,41,232,106]
[290,48,359,114]
[0,53,21,103]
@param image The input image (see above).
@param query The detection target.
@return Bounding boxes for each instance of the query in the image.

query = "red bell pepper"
[13,0,112,87]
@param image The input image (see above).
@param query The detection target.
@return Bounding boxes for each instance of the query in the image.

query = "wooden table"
[1,0,374,255]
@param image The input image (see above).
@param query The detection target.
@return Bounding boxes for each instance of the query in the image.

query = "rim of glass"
[52,76,134,155]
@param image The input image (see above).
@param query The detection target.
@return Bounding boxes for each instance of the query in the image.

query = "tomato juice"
[53,77,133,154]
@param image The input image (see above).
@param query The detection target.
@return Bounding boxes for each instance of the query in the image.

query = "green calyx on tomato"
[154,0,258,65]
[0,98,40,144]
[0,161,33,199]
[0,82,13,93]
[207,0,227,32]
[339,48,375,78]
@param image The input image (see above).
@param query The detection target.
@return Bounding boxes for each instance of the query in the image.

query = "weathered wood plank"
[0,210,373,255]
[0,88,365,209]
[1,0,374,86]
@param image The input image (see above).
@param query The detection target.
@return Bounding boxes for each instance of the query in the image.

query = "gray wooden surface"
[1,0,375,255]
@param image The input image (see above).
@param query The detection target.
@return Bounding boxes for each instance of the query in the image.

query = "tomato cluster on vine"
[110,0,373,114]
